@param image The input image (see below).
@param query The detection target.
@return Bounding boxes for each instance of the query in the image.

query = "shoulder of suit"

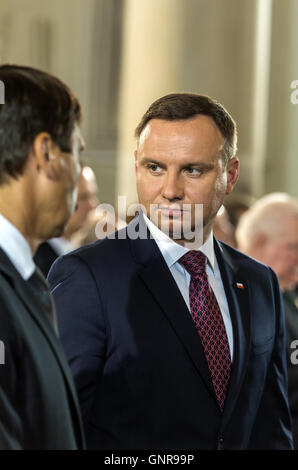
[62,225,131,264]
[68,235,272,270]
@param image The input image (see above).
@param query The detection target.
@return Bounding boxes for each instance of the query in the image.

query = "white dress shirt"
[48,237,75,256]
[143,214,234,360]
[0,213,35,280]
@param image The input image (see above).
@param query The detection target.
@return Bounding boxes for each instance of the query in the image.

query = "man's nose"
[161,172,184,201]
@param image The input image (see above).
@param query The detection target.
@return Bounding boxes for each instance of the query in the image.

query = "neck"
[0,180,39,255]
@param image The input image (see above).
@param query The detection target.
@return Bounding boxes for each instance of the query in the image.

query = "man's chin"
[155,219,203,244]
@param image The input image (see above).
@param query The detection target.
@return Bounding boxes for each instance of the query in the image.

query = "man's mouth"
[158,206,188,218]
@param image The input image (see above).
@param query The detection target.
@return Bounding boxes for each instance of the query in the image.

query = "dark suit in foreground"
[34,241,59,278]
[0,249,85,449]
[48,215,293,450]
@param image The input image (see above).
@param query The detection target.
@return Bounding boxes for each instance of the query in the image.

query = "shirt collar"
[48,237,75,256]
[0,213,35,280]
[143,213,215,271]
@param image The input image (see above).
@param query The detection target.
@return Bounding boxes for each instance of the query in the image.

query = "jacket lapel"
[129,216,252,415]
[214,240,252,427]
[0,248,85,448]
[129,215,219,405]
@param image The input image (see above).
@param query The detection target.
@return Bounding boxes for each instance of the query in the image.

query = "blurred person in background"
[34,165,99,276]
[213,205,237,248]
[225,193,255,229]
[0,65,85,449]
[236,192,298,447]
[64,165,99,239]
[71,204,126,247]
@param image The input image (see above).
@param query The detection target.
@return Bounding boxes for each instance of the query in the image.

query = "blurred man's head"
[64,166,99,239]
[236,193,298,290]
[134,93,239,244]
[224,193,255,228]
[213,205,237,248]
[0,65,84,243]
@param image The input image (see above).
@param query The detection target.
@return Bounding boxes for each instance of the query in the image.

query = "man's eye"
[148,164,162,173]
[186,167,201,175]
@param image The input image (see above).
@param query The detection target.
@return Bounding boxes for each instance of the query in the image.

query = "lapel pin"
[236,282,244,289]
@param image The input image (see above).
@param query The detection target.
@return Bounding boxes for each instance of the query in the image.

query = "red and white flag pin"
[236,282,244,289]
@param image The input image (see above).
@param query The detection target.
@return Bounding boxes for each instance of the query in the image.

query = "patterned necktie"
[179,250,231,411]
[27,268,57,330]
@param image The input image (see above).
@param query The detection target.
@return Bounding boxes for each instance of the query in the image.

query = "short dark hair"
[0,64,82,184]
[135,93,237,164]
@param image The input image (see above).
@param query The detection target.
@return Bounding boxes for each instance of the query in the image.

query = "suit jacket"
[34,241,59,278]
[284,288,298,448]
[48,215,293,450]
[0,248,85,449]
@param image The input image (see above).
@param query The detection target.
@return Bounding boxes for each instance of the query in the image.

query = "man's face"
[37,124,84,239]
[263,217,298,291]
[64,166,99,237]
[135,116,239,243]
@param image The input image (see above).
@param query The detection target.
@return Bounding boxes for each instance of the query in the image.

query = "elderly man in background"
[236,192,298,447]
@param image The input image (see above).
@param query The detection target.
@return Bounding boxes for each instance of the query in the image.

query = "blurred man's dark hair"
[0,64,81,184]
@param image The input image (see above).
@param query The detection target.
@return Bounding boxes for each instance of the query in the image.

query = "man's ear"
[251,232,268,251]
[225,157,239,195]
[31,132,58,179]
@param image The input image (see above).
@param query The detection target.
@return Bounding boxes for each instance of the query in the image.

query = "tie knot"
[179,250,207,278]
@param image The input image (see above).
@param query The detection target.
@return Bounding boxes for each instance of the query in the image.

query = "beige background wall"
[116,0,258,204]
[0,0,123,203]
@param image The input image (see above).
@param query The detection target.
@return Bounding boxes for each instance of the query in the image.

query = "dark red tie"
[179,250,231,411]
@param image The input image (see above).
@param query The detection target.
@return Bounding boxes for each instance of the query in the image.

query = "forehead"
[138,116,224,161]
[282,217,298,237]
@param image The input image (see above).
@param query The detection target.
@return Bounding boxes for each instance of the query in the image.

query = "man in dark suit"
[48,93,293,450]
[0,65,85,449]
[236,192,298,448]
